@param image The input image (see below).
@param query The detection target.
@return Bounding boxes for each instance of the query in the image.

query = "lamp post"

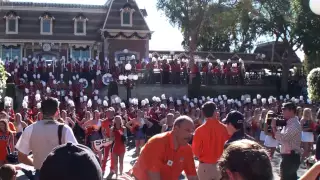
[119,63,139,101]
[123,49,129,64]
[310,0,320,15]
[170,51,175,60]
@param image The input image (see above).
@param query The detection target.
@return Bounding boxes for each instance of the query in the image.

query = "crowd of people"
[3,55,250,89]
[0,54,318,180]
[0,85,320,180]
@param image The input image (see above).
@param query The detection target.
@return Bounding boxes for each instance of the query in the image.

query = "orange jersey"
[0,132,10,161]
[132,132,196,180]
[192,119,229,164]
[101,119,112,137]
[8,122,16,133]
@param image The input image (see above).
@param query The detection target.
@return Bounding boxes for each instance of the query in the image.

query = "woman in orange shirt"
[0,119,14,166]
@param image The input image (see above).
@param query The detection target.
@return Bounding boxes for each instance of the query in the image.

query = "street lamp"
[310,0,320,15]
[125,63,132,71]
[119,63,139,101]
[170,51,175,60]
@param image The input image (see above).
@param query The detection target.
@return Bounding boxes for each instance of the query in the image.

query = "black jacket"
[224,130,255,149]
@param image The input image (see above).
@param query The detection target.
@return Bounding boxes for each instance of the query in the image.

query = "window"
[8,19,16,32]
[77,21,84,34]
[120,7,135,27]
[42,19,51,33]
[122,12,131,25]
[73,16,88,36]
[4,12,19,34]
[40,14,54,35]
[1,46,21,60]
[71,48,90,60]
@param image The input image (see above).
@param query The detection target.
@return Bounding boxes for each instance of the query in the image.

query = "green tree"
[245,0,303,92]
[156,0,213,79]
[196,1,260,53]
[303,53,320,74]
[294,0,320,71]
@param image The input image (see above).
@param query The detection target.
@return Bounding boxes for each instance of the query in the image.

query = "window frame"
[5,15,19,34]
[120,7,135,27]
[74,18,87,36]
[40,16,54,35]
[1,46,22,61]
[70,47,91,60]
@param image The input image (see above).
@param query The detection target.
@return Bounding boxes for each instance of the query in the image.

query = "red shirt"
[162,64,170,72]
[101,119,113,137]
[136,63,142,71]
[148,108,159,122]
[202,65,208,73]
[172,64,181,72]
[146,63,154,70]
[191,65,199,74]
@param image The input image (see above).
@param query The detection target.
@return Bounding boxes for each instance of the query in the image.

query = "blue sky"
[13,0,304,60]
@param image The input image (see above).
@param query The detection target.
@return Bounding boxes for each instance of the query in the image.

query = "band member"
[0,120,14,166]
[4,97,15,122]
[101,108,115,173]
[107,115,127,179]
[126,110,152,156]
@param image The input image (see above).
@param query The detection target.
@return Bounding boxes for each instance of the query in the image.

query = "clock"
[42,43,51,52]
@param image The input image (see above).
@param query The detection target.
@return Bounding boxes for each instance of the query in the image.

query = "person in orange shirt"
[0,111,17,133]
[0,119,15,166]
[131,115,198,180]
[192,101,229,180]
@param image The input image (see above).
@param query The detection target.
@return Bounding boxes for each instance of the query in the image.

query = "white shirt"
[16,122,78,155]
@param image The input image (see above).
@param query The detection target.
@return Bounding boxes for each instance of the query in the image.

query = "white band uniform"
[259,131,266,141]
[301,131,314,143]
[264,135,279,148]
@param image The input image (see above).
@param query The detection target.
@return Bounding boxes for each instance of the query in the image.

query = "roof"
[102,0,150,31]
[149,50,302,65]
[0,1,106,9]
[254,41,301,63]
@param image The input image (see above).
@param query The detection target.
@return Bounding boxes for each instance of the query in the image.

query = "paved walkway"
[16,147,307,180]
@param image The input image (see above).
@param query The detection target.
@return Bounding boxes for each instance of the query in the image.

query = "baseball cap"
[282,101,297,111]
[223,111,244,129]
[40,143,102,180]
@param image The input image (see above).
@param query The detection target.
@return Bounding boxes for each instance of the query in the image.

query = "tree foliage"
[307,68,320,102]
[156,0,320,91]
[293,0,320,72]
[156,0,262,53]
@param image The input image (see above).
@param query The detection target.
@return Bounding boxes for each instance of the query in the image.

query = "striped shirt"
[275,116,302,154]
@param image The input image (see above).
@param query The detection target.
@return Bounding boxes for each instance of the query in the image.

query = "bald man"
[131,115,198,180]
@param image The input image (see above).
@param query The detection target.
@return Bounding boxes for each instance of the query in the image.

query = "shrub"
[307,67,320,102]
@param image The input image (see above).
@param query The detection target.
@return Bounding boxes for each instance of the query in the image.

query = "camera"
[266,113,287,127]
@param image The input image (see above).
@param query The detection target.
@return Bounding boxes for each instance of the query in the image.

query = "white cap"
[37,102,41,109]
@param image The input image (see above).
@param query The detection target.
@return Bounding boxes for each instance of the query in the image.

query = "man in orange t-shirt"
[192,101,229,180]
[132,115,198,180]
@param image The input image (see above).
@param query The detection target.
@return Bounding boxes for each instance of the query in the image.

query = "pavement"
[16,142,308,180]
